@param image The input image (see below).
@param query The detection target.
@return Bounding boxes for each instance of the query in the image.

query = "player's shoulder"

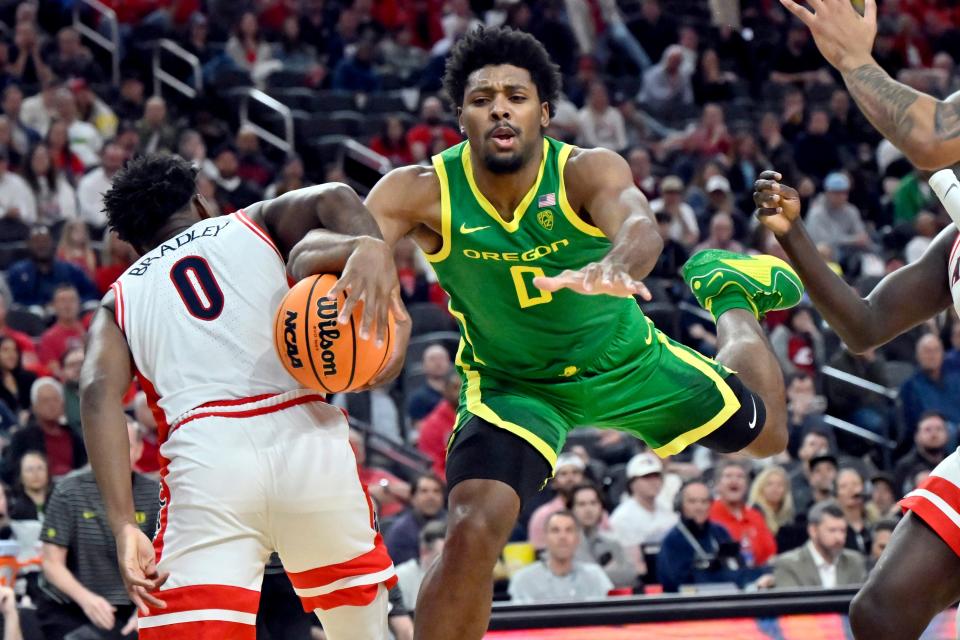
[372,164,441,211]
[564,145,627,174]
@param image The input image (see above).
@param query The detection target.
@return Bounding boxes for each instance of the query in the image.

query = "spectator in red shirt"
[2,377,86,483]
[94,231,136,295]
[417,372,460,479]
[407,96,461,163]
[132,391,160,474]
[370,115,414,167]
[0,296,39,372]
[37,285,86,379]
[350,428,410,518]
[709,459,777,567]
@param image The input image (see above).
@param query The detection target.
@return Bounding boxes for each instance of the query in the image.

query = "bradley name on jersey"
[127,218,232,277]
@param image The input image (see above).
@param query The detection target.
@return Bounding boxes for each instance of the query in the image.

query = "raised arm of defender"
[782,0,960,170]
[754,170,954,352]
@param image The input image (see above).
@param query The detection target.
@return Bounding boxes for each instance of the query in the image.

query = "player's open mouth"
[490,127,517,150]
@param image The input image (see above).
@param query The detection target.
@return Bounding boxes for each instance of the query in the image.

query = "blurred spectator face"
[571,486,603,529]
[629,472,663,502]
[411,476,445,517]
[283,157,304,181]
[587,83,610,112]
[55,90,78,122]
[20,452,48,493]
[787,374,815,404]
[700,49,720,77]
[916,334,944,374]
[0,338,19,372]
[133,392,157,432]
[628,148,650,180]
[717,464,748,505]
[128,419,144,467]
[544,513,579,562]
[702,104,723,129]
[14,23,38,52]
[28,228,54,262]
[916,414,948,450]
[116,128,140,157]
[553,462,584,492]
[33,382,65,423]
[236,127,259,155]
[15,2,37,25]
[681,482,711,524]
[385,117,405,143]
[761,470,787,508]
[145,97,167,127]
[30,144,52,176]
[871,527,892,562]
[216,150,239,179]
[420,531,445,566]
[178,130,205,161]
[61,348,84,384]
[2,86,22,118]
[641,0,660,21]
[809,459,838,495]
[826,188,848,209]
[760,112,781,139]
[283,16,300,40]
[191,16,209,44]
[422,344,451,378]
[933,52,954,75]
[442,374,461,405]
[421,97,444,125]
[52,287,80,322]
[355,37,376,63]
[809,511,848,561]
[102,144,126,177]
[709,213,734,243]
[662,185,683,207]
[736,133,757,159]
[915,212,938,238]
[830,90,850,118]
[784,91,805,116]
[0,117,12,147]
[665,48,684,74]
[239,12,259,39]
[57,28,82,57]
[787,25,809,50]
[871,480,895,514]
[120,78,144,105]
[807,110,830,136]
[836,469,864,511]
[679,26,698,51]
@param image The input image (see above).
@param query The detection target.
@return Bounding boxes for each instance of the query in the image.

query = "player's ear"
[541,102,550,130]
[457,106,464,135]
[193,194,212,220]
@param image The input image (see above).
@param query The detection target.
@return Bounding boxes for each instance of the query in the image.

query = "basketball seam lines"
[346,313,357,391]
[303,277,333,394]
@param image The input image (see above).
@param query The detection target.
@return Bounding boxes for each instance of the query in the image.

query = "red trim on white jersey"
[235,210,283,262]
[145,583,260,618]
[111,281,125,334]
[139,619,255,640]
[949,231,960,270]
[901,474,960,557]
[169,391,326,435]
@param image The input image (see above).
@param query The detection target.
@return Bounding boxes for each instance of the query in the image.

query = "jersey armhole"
[110,281,126,335]
[235,210,285,263]
[424,157,451,263]
[557,145,608,239]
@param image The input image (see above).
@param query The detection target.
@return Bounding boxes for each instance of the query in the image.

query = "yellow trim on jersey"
[447,303,485,366]
[557,144,607,238]
[460,139,549,233]
[651,332,741,457]
[424,155,452,263]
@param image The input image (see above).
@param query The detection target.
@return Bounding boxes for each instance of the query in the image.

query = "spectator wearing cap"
[385,474,446,565]
[709,459,777,567]
[772,501,866,588]
[805,172,872,258]
[609,453,678,571]
[69,78,117,140]
[649,176,699,249]
[693,211,744,254]
[394,520,446,612]
[509,511,612,604]
[794,451,839,517]
[567,483,635,588]
[136,96,178,155]
[212,146,264,214]
[702,174,748,238]
[75,142,125,230]
[576,82,627,152]
[8,227,98,308]
[894,411,949,496]
[527,453,586,550]
[0,147,35,224]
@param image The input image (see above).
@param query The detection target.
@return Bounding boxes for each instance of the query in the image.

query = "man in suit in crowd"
[773,500,866,588]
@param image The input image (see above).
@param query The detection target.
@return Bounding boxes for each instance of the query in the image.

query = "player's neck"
[469,144,543,221]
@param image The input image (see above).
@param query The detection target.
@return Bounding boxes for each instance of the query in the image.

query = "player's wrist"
[837,53,877,75]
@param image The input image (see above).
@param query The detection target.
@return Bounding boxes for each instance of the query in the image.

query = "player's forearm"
[776,224,877,352]
[80,389,138,535]
[603,213,662,281]
[287,233,386,281]
[842,60,959,169]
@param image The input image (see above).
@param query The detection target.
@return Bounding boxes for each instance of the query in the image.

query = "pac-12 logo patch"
[537,210,554,231]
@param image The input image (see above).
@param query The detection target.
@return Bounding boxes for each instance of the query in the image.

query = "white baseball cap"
[626,452,663,479]
[556,452,586,472]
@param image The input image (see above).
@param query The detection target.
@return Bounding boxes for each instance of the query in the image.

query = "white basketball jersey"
[113,211,301,434]
[950,232,960,316]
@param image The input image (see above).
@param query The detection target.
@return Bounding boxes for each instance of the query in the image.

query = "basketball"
[274,274,394,394]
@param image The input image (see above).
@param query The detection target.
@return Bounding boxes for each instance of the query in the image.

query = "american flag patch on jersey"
[538,193,556,208]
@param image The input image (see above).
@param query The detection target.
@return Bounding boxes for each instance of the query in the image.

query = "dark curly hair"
[442,27,562,117]
[103,154,198,250]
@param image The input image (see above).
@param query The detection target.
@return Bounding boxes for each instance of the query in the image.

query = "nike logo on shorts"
[748,395,758,429]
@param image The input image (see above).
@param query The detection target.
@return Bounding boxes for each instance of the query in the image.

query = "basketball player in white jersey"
[754,169,960,638]
[80,154,410,640]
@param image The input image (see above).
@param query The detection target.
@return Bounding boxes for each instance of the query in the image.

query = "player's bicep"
[570,149,653,240]
[862,229,954,345]
[364,168,424,246]
[80,300,133,408]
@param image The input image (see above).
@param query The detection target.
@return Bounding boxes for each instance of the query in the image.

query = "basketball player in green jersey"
[364,28,803,639]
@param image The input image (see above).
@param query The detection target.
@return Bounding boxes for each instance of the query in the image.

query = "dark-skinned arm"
[536,148,661,298]
[754,171,954,353]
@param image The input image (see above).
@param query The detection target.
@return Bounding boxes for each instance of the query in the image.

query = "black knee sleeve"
[698,374,766,454]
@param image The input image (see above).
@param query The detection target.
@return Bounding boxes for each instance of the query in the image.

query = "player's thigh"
[588,330,761,456]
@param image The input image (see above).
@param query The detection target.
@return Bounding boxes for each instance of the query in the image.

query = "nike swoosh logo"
[946,183,958,198]
[747,395,758,430]
[460,223,491,234]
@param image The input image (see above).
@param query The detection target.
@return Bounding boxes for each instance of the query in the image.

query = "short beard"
[482,151,525,174]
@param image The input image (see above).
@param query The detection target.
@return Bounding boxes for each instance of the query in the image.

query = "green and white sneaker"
[681,249,804,322]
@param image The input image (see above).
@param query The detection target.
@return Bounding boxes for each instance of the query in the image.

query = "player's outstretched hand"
[327,237,409,346]
[754,170,802,237]
[534,261,652,299]
[116,523,168,616]
[780,0,877,72]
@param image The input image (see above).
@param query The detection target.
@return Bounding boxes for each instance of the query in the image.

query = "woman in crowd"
[9,451,51,520]
[56,219,96,279]
[22,144,77,226]
[370,116,414,167]
[748,466,796,537]
[45,120,85,182]
[0,337,37,421]
[837,467,879,556]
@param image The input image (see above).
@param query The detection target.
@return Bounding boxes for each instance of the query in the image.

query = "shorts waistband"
[170,390,327,434]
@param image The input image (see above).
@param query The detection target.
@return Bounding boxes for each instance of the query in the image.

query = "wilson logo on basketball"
[282,311,303,369]
[316,298,340,376]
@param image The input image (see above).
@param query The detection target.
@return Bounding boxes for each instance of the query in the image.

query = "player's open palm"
[534,261,652,299]
[754,170,802,237]
[116,524,168,615]
[780,0,877,72]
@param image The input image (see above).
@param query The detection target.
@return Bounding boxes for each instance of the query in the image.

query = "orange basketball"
[274,274,394,394]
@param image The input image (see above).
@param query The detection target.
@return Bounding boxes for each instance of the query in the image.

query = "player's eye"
[510,95,527,102]
[472,97,489,106]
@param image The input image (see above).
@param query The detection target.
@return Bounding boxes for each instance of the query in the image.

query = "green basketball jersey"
[426,137,642,380]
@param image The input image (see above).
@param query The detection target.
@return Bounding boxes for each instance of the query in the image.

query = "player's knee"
[446,507,513,562]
